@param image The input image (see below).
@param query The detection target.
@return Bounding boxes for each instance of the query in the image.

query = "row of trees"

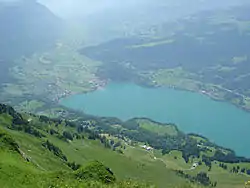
[201,149,250,172]
[211,150,250,163]
[42,140,67,161]
[219,163,250,175]
[100,135,125,154]
[176,170,217,187]
[10,122,45,138]
[0,104,28,126]
[67,161,81,171]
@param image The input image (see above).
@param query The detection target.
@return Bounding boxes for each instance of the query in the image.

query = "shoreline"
[46,81,250,157]
[146,82,250,113]
[58,79,250,114]
[56,97,250,158]
[171,86,250,113]
[57,79,108,102]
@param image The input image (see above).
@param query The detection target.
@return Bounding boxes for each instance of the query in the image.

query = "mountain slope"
[0,103,250,187]
[59,0,250,44]
[0,104,185,188]
[0,0,62,60]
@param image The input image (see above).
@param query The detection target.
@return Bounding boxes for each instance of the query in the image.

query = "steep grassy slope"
[0,128,155,188]
[0,104,188,188]
[0,103,249,188]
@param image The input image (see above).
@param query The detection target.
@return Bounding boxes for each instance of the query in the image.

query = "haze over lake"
[61,83,249,157]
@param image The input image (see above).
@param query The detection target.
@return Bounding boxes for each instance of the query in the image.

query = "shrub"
[67,161,81,171]
[75,161,116,184]
[0,129,19,152]
[42,140,67,161]
[63,131,73,141]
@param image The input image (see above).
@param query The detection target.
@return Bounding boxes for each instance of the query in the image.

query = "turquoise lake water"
[61,83,249,157]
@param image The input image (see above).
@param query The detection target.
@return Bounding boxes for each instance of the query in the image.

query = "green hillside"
[0,103,249,188]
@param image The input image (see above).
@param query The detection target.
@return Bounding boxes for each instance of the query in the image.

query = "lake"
[61,83,249,157]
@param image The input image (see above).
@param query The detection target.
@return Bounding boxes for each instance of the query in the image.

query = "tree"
[67,161,81,171]
[77,125,84,133]
[213,181,217,187]
[100,136,107,144]
[202,155,212,169]
[232,166,238,173]
[237,165,240,170]
[113,141,121,148]
[241,168,246,173]
[74,133,81,139]
[196,172,211,186]
[49,129,57,135]
[65,120,76,127]
[42,140,67,161]
[246,169,250,175]
[88,132,97,140]
[39,115,50,123]
[63,131,73,141]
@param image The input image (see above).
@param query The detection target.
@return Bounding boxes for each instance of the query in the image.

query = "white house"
[141,145,153,151]
[146,146,152,151]
[191,162,199,170]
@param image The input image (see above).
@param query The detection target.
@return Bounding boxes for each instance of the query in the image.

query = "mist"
[39,0,250,20]
[38,0,148,19]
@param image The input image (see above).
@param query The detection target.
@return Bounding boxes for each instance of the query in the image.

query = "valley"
[81,5,250,112]
[2,4,250,114]
[1,1,250,187]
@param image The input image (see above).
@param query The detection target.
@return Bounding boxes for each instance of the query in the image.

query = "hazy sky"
[1,0,249,20]
[0,0,21,2]
[38,0,146,19]
[37,0,250,19]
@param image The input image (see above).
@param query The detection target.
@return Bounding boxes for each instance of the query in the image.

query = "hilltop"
[0,103,249,188]
[0,0,62,60]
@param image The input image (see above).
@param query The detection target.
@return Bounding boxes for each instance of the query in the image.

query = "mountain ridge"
[0,0,62,60]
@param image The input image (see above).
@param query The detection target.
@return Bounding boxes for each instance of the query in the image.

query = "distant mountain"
[0,0,62,60]
[61,0,249,44]
[81,5,250,110]
[41,0,250,19]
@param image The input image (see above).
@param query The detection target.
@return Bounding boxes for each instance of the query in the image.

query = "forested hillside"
[81,5,250,111]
